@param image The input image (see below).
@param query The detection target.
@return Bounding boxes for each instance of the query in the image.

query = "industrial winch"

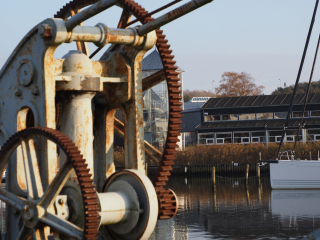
[0,0,213,239]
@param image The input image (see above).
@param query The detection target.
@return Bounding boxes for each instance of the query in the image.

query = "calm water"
[1,175,320,239]
[150,175,320,240]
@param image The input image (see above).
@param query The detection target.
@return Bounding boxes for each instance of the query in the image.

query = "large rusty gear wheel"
[0,127,99,239]
[55,0,182,220]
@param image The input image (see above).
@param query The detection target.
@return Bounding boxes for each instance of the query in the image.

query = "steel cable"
[277,0,319,159]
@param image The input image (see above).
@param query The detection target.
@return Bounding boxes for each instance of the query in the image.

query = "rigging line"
[293,32,320,151]
[276,0,319,159]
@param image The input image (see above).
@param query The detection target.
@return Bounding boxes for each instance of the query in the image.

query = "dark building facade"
[182,93,320,145]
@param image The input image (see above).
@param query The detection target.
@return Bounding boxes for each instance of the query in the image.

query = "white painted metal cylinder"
[99,191,133,225]
[66,26,103,43]
[95,24,144,47]
[60,93,95,175]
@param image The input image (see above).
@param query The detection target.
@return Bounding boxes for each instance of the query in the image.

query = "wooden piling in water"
[256,163,260,178]
[212,166,216,186]
[246,164,249,185]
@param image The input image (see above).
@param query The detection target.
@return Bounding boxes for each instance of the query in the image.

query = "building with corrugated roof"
[181,93,320,145]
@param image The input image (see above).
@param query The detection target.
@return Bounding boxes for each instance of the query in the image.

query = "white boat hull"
[270,160,320,189]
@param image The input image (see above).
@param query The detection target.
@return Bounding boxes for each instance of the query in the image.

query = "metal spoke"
[40,212,83,239]
[114,117,161,162]
[142,70,166,92]
[20,137,44,200]
[16,225,33,240]
[0,188,28,211]
[117,8,132,28]
[38,162,73,209]
[34,226,51,240]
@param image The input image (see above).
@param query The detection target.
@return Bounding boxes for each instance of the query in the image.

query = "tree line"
[271,81,320,95]
[184,71,264,102]
[184,71,320,102]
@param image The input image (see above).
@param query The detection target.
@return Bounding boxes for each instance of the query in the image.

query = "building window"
[198,133,214,144]
[251,131,266,143]
[307,129,320,141]
[234,132,250,143]
[292,111,308,118]
[256,113,273,119]
[222,114,238,121]
[216,132,232,144]
[268,130,283,142]
[286,135,295,142]
[206,139,214,145]
[310,111,320,117]
[239,113,255,120]
[286,130,302,142]
[274,112,287,119]
[204,115,220,122]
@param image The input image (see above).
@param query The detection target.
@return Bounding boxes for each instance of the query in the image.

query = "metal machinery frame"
[0,0,213,239]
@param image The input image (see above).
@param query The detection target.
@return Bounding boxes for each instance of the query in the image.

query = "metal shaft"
[65,0,122,31]
[138,0,214,36]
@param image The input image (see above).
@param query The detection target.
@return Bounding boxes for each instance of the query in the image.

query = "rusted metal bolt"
[24,205,29,211]
[58,199,65,205]
[39,24,52,38]
[15,90,22,97]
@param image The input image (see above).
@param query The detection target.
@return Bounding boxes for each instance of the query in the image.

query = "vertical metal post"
[94,106,116,191]
[60,93,95,176]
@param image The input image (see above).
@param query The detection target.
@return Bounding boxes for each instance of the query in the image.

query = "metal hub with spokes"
[0,127,99,239]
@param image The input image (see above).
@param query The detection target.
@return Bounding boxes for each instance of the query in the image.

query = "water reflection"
[0,176,320,239]
[151,175,320,239]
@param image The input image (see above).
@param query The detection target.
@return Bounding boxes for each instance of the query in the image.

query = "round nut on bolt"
[39,24,52,38]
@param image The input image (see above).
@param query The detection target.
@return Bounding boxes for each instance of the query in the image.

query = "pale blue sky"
[0,0,319,94]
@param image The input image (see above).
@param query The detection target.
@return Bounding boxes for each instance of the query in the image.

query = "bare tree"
[215,72,264,97]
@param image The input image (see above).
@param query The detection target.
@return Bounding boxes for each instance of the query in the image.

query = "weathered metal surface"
[95,24,144,47]
[60,93,95,176]
[102,170,158,239]
[55,195,69,220]
[0,128,99,239]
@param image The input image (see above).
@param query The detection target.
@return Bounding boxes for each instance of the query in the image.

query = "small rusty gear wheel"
[0,127,99,239]
[55,0,181,220]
